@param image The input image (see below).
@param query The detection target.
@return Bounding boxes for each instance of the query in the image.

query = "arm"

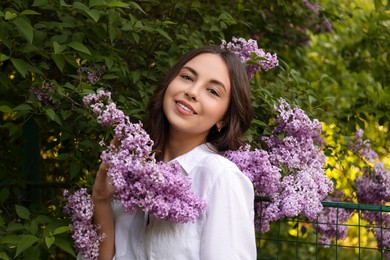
[92,163,115,260]
[200,169,257,260]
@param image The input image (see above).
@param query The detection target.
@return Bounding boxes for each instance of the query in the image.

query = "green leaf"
[13,16,34,43]
[89,0,104,7]
[104,56,114,69]
[45,108,56,121]
[6,222,24,232]
[2,234,19,244]
[155,29,172,41]
[32,0,48,7]
[86,9,101,22]
[20,10,41,15]
[13,103,32,111]
[73,1,89,11]
[0,188,10,203]
[53,226,70,235]
[129,2,146,14]
[53,41,66,54]
[0,105,12,112]
[4,11,17,20]
[15,204,30,220]
[10,58,29,77]
[15,235,38,258]
[108,1,130,8]
[54,238,76,257]
[51,54,65,72]
[0,54,9,61]
[68,42,92,55]
[45,236,55,249]
[70,161,82,179]
[29,219,38,235]
[60,0,72,7]
[0,251,10,260]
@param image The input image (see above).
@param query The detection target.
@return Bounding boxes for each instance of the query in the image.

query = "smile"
[176,101,196,114]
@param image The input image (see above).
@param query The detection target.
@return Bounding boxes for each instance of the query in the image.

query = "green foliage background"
[0,0,389,258]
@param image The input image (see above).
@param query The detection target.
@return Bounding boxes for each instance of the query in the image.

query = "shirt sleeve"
[200,167,257,260]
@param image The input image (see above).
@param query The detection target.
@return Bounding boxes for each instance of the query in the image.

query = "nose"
[185,85,200,101]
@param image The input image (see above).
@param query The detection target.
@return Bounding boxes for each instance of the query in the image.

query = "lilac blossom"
[225,99,333,232]
[63,188,104,260]
[224,145,281,232]
[83,90,207,223]
[314,190,352,245]
[78,65,106,84]
[30,80,54,105]
[303,0,320,14]
[350,129,378,161]
[64,90,206,259]
[263,99,333,222]
[221,37,279,79]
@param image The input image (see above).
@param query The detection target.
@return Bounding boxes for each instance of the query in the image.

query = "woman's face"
[163,53,231,143]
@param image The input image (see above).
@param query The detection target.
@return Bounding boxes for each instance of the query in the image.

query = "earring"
[217,127,221,132]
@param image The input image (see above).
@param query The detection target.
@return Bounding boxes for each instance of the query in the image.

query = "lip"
[175,100,197,115]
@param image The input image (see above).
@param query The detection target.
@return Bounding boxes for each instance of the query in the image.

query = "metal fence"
[257,201,390,260]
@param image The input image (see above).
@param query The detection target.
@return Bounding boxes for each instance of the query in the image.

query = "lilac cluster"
[350,129,378,161]
[225,99,333,232]
[83,90,206,223]
[303,0,320,14]
[224,145,281,232]
[30,80,54,105]
[78,65,106,84]
[314,190,352,245]
[351,129,390,258]
[262,99,333,221]
[352,129,390,206]
[220,37,279,79]
[63,188,104,260]
[64,90,206,258]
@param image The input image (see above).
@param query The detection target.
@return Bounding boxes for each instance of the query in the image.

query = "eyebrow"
[182,66,227,92]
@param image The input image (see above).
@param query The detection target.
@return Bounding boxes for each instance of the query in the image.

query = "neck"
[162,131,207,162]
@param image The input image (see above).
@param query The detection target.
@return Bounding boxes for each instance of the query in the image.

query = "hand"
[92,162,115,203]
[92,138,119,203]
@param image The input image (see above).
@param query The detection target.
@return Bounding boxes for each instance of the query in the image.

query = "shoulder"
[182,144,254,193]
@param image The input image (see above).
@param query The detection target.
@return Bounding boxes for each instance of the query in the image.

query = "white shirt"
[82,143,256,260]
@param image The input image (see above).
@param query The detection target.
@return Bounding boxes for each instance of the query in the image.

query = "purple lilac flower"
[350,129,378,161]
[302,0,320,14]
[225,99,333,232]
[314,190,352,246]
[220,37,279,79]
[63,188,104,260]
[223,145,281,232]
[78,65,106,84]
[263,99,333,223]
[83,90,206,223]
[30,80,54,105]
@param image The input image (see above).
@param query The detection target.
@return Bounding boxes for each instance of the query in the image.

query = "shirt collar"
[171,143,217,174]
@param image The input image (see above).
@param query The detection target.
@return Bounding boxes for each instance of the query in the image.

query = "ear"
[216,120,224,131]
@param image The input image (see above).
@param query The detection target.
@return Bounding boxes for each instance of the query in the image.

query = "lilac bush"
[316,129,390,257]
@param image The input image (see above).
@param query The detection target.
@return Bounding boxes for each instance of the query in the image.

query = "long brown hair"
[145,45,253,159]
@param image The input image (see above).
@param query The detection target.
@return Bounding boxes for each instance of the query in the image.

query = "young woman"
[90,45,256,260]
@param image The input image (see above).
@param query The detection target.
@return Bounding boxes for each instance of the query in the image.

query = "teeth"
[178,102,193,113]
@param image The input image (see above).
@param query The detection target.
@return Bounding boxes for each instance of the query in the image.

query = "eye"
[207,88,220,96]
[180,74,193,81]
